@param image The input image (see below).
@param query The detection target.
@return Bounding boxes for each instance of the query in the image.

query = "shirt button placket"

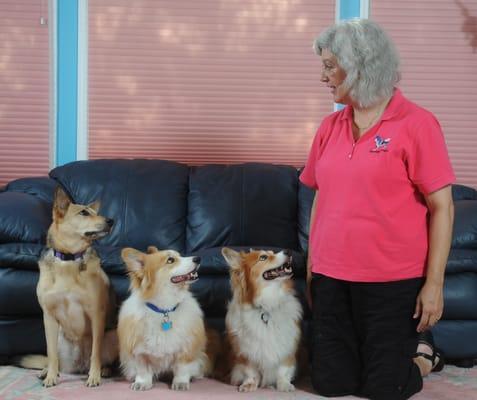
[348,142,356,159]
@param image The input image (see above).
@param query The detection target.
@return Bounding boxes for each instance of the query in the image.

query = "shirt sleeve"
[406,113,456,195]
[299,125,324,190]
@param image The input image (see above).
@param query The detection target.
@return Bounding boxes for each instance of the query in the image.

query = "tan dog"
[19,187,118,387]
[118,246,218,391]
[221,248,303,392]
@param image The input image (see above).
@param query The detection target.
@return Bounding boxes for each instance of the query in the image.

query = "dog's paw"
[131,381,153,391]
[42,373,58,388]
[277,381,295,392]
[171,381,190,391]
[101,366,113,378]
[238,382,258,392]
[86,372,101,387]
[38,368,49,380]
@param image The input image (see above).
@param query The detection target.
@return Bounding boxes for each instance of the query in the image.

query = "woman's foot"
[413,331,445,377]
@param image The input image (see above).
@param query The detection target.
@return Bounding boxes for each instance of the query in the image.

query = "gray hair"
[314,19,400,108]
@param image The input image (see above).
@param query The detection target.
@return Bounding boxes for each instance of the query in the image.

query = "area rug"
[0,365,476,400]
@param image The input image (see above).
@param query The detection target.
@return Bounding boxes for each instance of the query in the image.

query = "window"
[88,0,334,166]
[0,0,50,186]
[372,0,477,188]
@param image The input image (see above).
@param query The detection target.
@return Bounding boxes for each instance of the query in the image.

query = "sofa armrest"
[452,200,477,249]
[0,191,51,244]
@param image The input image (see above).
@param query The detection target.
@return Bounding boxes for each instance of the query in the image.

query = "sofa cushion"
[0,243,127,276]
[49,159,189,252]
[187,163,299,252]
[0,243,43,270]
[442,272,477,320]
[452,184,477,201]
[6,177,57,205]
[446,249,477,274]
[298,179,315,253]
[0,268,41,316]
[0,193,51,244]
[452,200,477,249]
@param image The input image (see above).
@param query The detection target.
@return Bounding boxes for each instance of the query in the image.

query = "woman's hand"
[413,280,444,332]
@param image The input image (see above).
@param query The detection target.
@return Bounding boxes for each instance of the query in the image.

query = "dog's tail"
[11,354,48,370]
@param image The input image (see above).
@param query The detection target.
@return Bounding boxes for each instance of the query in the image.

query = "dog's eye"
[167,257,175,264]
[259,255,268,261]
[79,210,90,216]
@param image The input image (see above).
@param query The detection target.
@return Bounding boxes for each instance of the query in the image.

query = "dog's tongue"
[171,270,198,284]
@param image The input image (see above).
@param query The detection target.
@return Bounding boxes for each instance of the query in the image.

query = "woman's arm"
[414,185,454,332]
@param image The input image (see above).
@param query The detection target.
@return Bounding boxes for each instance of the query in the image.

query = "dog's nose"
[193,257,201,264]
[283,249,292,257]
[106,218,114,227]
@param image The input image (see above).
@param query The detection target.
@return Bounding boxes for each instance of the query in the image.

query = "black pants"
[310,273,424,400]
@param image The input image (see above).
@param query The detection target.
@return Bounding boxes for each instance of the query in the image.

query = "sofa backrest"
[186,163,301,252]
[50,159,189,252]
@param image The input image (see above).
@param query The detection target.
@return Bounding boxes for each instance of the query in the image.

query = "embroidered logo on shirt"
[370,135,391,152]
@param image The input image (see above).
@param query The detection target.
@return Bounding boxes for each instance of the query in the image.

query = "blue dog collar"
[145,302,178,315]
[145,302,179,331]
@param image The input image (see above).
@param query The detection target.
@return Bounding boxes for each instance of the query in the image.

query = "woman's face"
[320,49,349,104]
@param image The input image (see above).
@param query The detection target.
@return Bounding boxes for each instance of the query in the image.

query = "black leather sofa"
[0,159,476,366]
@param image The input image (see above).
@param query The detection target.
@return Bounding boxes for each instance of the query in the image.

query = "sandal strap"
[415,351,435,363]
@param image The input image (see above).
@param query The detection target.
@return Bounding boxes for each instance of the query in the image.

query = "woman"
[300,19,455,400]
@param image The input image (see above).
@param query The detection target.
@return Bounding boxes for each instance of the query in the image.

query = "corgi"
[118,246,217,391]
[17,187,118,387]
[221,247,303,392]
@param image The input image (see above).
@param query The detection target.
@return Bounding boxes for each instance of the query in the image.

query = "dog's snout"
[193,256,201,264]
[106,218,114,227]
[283,249,292,257]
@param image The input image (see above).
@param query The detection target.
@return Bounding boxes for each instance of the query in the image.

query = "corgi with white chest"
[221,248,303,392]
[118,246,216,391]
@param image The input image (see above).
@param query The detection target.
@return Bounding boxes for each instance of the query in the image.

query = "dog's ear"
[147,246,159,254]
[121,248,145,274]
[222,247,242,269]
[87,200,101,213]
[53,187,72,219]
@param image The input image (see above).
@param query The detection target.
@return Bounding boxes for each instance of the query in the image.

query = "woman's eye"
[259,255,268,261]
[167,257,175,264]
[79,210,90,216]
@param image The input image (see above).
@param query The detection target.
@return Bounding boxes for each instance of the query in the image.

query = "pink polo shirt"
[300,88,455,282]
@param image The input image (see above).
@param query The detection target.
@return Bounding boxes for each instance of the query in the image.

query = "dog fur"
[118,246,217,391]
[221,247,303,392]
[18,187,118,387]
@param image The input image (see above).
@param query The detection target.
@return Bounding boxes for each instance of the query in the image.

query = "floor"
[0,365,477,400]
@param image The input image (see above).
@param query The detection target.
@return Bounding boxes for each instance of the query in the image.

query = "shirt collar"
[339,87,404,122]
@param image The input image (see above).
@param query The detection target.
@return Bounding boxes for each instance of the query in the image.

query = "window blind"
[0,0,50,186]
[372,0,477,188]
[88,0,334,166]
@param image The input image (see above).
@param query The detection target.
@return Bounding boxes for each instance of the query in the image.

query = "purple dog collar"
[53,249,85,262]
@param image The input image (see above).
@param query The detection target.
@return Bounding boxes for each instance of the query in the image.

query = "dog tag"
[162,314,172,331]
[261,312,270,325]
[162,321,172,331]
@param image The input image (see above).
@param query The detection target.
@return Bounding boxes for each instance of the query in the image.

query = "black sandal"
[415,330,445,372]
